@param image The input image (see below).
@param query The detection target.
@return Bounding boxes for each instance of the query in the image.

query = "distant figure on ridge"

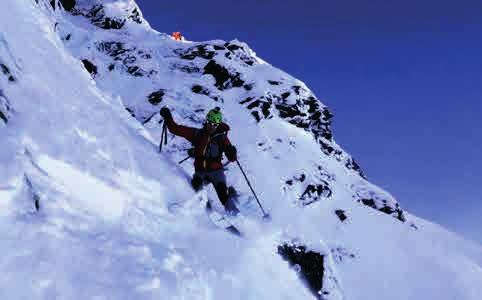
[171,31,184,41]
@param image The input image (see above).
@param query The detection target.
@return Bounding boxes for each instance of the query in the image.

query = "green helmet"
[206,107,222,124]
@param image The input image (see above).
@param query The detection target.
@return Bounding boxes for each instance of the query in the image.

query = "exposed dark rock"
[96,41,154,77]
[191,85,204,94]
[69,2,143,28]
[126,66,141,76]
[225,42,242,51]
[379,206,394,215]
[322,109,334,120]
[223,42,256,66]
[241,95,277,121]
[317,165,336,182]
[81,59,97,76]
[292,85,302,95]
[345,158,365,178]
[281,92,291,100]
[246,100,261,110]
[59,0,75,11]
[0,110,7,124]
[191,85,220,101]
[359,198,406,222]
[275,103,299,119]
[128,8,143,24]
[320,129,332,140]
[278,243,324,299]
[24,175,40,211]
[231,77,244,88]
[1,63,15,82]
[267,91,355,176]
[259,86,341,166]
[203,60,244,90]
[239,97,254,105]
[251,111,261,122]
[361,198,376,208]
[300,181,332,206]
[177,44,216,60]
[138,52,151,59]
[285,171,333,204]
[123,55,136,65]
[268,80,281,85]
[319,140,338,156]
[172,63,200,74]
[125,107,135,118]
[243,83,253,91]
[0,90,10,124]
[245,98,272,120]
[96,41,128,57]
[285,173,306,185]
[147,89,165,105]
[335,209,348,222]
[83,5,125,29]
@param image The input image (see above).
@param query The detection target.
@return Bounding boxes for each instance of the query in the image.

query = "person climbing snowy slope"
[160,106,239,214]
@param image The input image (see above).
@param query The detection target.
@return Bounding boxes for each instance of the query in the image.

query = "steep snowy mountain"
[0,0,480,299]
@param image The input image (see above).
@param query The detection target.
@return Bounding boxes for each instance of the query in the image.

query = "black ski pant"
[191,169,230,207]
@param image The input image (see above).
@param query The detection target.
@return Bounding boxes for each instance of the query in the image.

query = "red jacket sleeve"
[164,116,197,143]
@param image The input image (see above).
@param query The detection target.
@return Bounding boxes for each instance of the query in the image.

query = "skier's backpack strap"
[211,130,228,141]
[192,128,203,146]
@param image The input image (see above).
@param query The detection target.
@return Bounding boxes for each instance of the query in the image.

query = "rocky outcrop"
[81,59,97,77]
[203,60,244,90]
[70,0,143,30]
[60,0,76,11]
[0,90,11,125]
[278,243,325,299]
[96,41,156,77]
[353,182,406,222]
[1,63,16,82]
[147,89,165,105]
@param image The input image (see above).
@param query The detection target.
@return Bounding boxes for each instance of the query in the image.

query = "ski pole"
[179,148,196,164]
[159,122,167,152]
[236,159,270,219]
[178,155,191,164]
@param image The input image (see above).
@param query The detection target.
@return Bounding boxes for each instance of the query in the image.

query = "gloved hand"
[187,148,196,157]
[160,107,172,120]
[225,145,237,162]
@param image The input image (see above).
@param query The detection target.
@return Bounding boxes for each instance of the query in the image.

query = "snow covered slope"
[0,0,480,299]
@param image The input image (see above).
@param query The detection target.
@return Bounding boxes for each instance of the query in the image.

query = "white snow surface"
[0,0,480,299]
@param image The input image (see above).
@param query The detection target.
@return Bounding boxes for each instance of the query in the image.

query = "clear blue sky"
[135,0,482,243]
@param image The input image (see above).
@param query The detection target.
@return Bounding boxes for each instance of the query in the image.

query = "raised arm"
[160,107,197,143]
